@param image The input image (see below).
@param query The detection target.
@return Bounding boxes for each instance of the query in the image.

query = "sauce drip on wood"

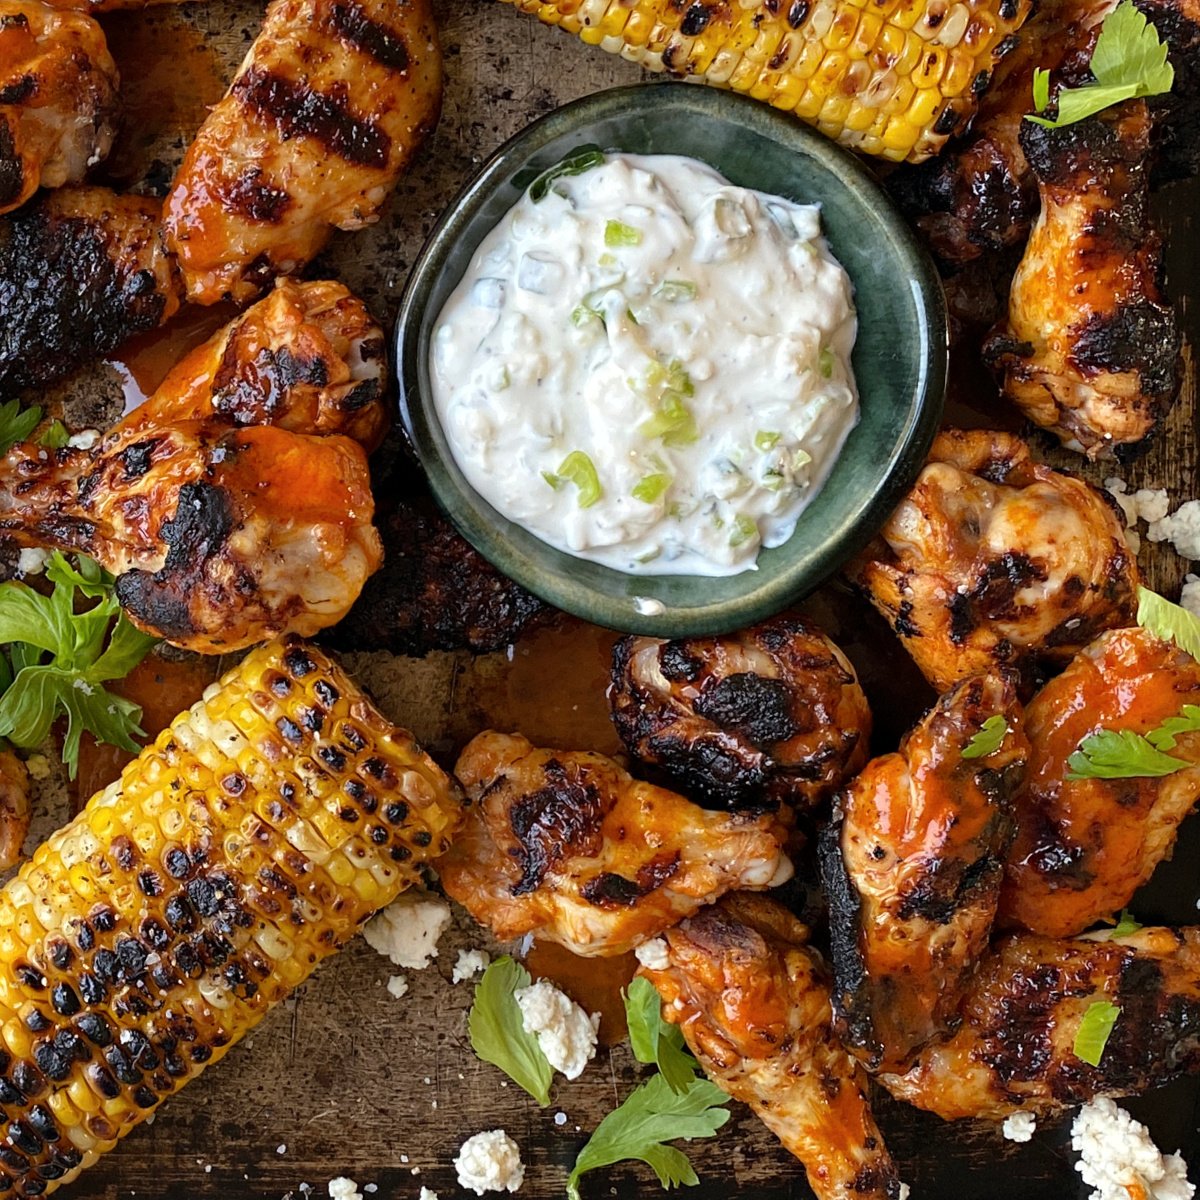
[524,941,636,1047]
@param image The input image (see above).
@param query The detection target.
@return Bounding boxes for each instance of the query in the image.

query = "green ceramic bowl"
[396,82,946,637]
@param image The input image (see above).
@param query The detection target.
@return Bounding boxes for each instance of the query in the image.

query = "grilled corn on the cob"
[506,0,1031,162]
[0,636,464,1197]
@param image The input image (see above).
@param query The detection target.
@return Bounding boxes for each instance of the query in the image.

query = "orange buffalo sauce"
[525,941,637,1047]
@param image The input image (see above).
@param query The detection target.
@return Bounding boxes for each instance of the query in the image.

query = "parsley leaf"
[0,552,158,778]
[1146,704,1200,751]
[37,420,70,450]
[0,401,43,456]
[567,1073,730,1200]
[625,976,696,1094]
[467,956,553,1106]
[1109,910,1143,938]
[962,714,1009,760]
[1074,1000,1121,1067]
[1028,0,1174,128]
[1066,728,1188,780]
[1137,587,1200,662]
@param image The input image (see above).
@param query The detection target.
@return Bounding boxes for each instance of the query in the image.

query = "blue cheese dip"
[429,152,858,576]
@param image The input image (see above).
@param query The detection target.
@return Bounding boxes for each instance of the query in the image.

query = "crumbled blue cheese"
[1002,1112,1037,1143]
[386,974,408,1000]
[634,937,671,971]
[454,1130,525,1195]
[15,548,48,576]
[327,1179,362,1200]
[514,979,599,1080]
[1181,574,1200,619]
[452,948,491,983]
[362,890,452,969]
[419,1190,439,1200]
[1071,1098,1194,1200]
[1147,500,1200,561]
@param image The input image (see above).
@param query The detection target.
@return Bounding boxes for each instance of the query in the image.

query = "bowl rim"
[395,81,948,636]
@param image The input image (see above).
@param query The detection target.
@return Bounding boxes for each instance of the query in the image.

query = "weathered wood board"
[22,0,1200,1196]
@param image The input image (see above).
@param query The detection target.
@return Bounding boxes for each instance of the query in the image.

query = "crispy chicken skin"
[0,750,29,873]
[163,0,442,304]
[847,429,1139,693]
[639,895,902,1200]
[0,280,386,652]
[1001,628,1200,937]
[820,673,1029,1072]
[984,102,1180,459]
[608,614,872,812]
[438,732,794,957]
[880,927,1200,1119]
[0,0,118,215]
[0,186,183,393]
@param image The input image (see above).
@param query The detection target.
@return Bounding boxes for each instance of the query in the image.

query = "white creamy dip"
[430,152,859,575]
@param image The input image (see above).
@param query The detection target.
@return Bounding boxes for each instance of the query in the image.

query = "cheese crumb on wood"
[386,974,409,999]
[514,979,599,1080]
[327,1180,363,1200]
[362,890,452,969]
[454,1130,525,1195]
[1071,1097,1194,1200]
[1181,575,1200,619]
[452,948,491,983]
[1147,500,1200,562]
[1002,1112,1036,1143]
[419,1189,440,1200]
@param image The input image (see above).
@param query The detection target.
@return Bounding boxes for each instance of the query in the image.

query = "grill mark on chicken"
[327,1,410,69]
[209,167,293,224]
[231,68,389,168]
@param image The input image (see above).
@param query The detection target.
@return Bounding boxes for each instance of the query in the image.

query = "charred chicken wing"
[163,0,442,304]
[881,927,1200,1119]
[608,614,872,811]
[984,101,1180,459]
[1001,627,1200,937]
[438,732,793,957]
[820,673,1029,1072]
[0,0,118,215]
[0,186,183,393]
[639,895,902,1200]
[0,280,386,652]
[847,429,1138,693]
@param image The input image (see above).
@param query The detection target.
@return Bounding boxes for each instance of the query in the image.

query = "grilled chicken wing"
[1000,627,1200,937]
[0,0,118,215]
[163,0,442,304]
[984,102,1180,459]
[0,186,183,393]
[847,429,1138,693]
[608,614,871,812]
[0,750,29,873]
[880,927,1200,1119]
[820,674,1029,1072]
[438,732,793,957]
[0,280,386,652]
[639,895,902,1200]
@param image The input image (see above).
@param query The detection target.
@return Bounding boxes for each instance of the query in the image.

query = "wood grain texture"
[22,0,1200,1196]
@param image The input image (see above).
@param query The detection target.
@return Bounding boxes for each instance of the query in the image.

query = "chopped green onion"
[632,473,671,504]
[762,470,786,492]
[542,470,563,490]
[729,514,758,548]
[528,146,605,203]
[639,393,698,447]
[605,220,643,248]
[819,347,835,379]
[793,449,813,470]
[571,303,602,328]
[643,360,694,397]
[635,547,662,564]
[1073,1000,1120,1067]
[755,431,781,451]
[654,280,697,303]
[626,308,640,325]
[556,451,603,508]
[598,253,617,268]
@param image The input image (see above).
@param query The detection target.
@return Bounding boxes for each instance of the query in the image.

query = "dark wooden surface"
[27,1,1200,1196]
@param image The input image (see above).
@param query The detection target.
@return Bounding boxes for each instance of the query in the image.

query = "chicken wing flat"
[438,732,794,957]
[0,280,386,651]
[0,186,183,393]
[608,615,871,812]
[163,0,442,304]
[984,102,1180,459]
[880,927,1200,1120]
[1000,628,1200,937]
[639,895,902,1200]
[847,429,1138,693]
[0,0,118,215]
[820,673,1028,1072]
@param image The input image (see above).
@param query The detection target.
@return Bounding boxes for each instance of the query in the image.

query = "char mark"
[1070,300,1180,399]
[232,68,390,169]
[328,1,411,69]
[579,855,679,908]
[212,167,292,224]
[693,673,798,745]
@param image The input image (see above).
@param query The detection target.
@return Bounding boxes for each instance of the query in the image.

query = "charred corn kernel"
[0,636,464,1198]
[510,0,1028,157]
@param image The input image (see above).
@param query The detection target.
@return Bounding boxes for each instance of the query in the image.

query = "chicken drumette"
[0,280,386,653]
[881,927,1200,1119]
[820,673,1029,1071]
[847,429,1138,693]
[438,732,793,957]
[1001,626,1200,937]
[608,614,871,811]
[639,895,903,1200]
